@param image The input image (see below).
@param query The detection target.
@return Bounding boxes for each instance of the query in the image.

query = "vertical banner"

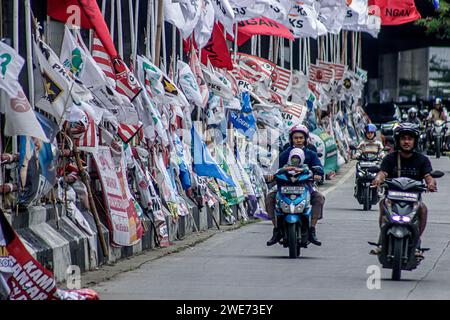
[93,146,143,246]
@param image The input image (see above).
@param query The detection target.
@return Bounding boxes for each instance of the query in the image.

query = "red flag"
[308,64,334,83]
[0,210,99,300]
[47,0,92,29]
[368,0,421,25]
[117,122,144,144]
[236,17,295,46]
[201,23,233,70]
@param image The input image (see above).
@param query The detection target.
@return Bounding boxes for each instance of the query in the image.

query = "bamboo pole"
[25,0,34,107]
[233,23,238,62]
[155,0,164,67]
[129,0,135,62]
[146,0,152,58]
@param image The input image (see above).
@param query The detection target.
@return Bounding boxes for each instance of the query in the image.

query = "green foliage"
[415,0,450,39]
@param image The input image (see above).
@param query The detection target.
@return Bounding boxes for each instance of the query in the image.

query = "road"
[92,157,450,300]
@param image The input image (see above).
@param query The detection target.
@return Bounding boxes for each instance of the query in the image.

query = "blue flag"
[229,91,256,139]
[433,0,439,10]
[191,127,236,186]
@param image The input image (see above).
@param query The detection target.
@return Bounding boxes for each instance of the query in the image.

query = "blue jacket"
[278,146,324,177]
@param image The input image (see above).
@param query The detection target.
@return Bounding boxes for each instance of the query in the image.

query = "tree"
[415,0,450,39]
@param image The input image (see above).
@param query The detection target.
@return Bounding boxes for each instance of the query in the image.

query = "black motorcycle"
[370,171,444,280]
[427,120,447,158]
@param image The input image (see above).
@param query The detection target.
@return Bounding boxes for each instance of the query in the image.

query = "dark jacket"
[278,146,324,177]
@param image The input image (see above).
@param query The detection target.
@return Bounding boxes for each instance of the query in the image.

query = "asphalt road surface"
[93,157,450,300]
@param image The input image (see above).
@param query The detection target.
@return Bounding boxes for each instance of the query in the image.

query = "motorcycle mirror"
[430,170,445,178]
[317,152,323,157]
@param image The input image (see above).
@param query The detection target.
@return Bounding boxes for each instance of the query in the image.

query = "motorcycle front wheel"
[392,237,403,281]
[436,137,441,158]
[288,223,299,259]
[363,186,371,211]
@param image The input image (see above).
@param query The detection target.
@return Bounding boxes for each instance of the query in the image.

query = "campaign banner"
[312,128,339,175]
[93,147,143,247]
[18,136,57,207]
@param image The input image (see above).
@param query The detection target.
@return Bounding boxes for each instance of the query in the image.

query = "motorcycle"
[429,120,447,158]
[369,171,444,280]
[275,167,313,258]
[352,152,381,211]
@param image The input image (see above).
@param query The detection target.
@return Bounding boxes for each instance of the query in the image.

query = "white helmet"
[288,148,305,166]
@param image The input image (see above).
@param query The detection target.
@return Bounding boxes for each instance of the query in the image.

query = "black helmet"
[393,123,419,150]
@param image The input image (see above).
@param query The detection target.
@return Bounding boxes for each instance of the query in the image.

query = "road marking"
[322,166,354,197]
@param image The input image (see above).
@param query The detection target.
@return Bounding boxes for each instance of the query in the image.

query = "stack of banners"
[0,209,99,300]
[312,128,340,175]
[93,147,144,247]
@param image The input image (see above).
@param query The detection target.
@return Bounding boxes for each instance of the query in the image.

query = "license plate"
[360,162,378,167]
[281,186,305,194]
[388,191,418,200]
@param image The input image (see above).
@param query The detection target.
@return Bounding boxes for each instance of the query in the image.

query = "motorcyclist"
[266,124,325,247]
[371,123,437,256]
[427,98,447,122]
[426,98,448,150]
[407,107,422,126]
[353,123,385,159]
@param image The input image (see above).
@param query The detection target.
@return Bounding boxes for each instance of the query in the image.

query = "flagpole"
[151,0,157,62]
[162,16,167,73]
[172,25,176,75]
[134,0,140,62]
[110,0,116,42]
[117,0,123,57]
[280,38,285,68]
[129,0,135,62]
[289,40,293,73]
[25,0,34,107]
[268,36,273,61]
[233,23,238,63]
[12,0,19,156]
[146,0,152,58]
[155,0,164,67]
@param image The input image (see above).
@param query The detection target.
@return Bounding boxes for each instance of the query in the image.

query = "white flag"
[0,41,24,98]
[3,89,48,142]
[318,0,348,34]
[194,0,215,49]
[165,0,201,39]
[177,60,204,108]
[288,2,327,39]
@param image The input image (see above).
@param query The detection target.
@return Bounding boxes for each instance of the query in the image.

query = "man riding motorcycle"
[426,98,449,151]
[371,123,437,256]
[266,124,325,247]
[353,124,385,159]
[407,107,422,126]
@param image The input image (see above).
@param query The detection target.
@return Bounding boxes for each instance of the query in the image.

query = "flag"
[201,23,233,70]
[201,63,234,100]
[47,0,93,28]
[4,89,49,143]
[308,64,335,83]
[117,122,143,144]
[287,2,327,39]
[270,64,292,98]
[34,39,85,124]
[0,209,99,300]
[236,16,295,46]
[191,127,236,186]
[113,58,142,102]
[433,0,440,10]
[0,41,24,98]
[165,0,201,39]
[67,104,98,153]
[229,92,256,139]
[177,60,204,108]
[318,1,348,34]
[194,0,215,49]
[368,0,421,25]
[189,50,209,108]
[91,32,115,80]
[236,52,274,82]
[317,60,346,81]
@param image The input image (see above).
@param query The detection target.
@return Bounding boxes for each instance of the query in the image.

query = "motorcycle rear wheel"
[288,224,298,259]
[392,238,403,281]
[436,137,441,158]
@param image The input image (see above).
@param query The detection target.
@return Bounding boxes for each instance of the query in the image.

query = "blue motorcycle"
[275,167,313,258]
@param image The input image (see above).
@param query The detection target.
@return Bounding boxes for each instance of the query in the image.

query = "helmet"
[364,123,377,140]
[289,124,309,143]
[288,148,305,166]
[393,123,419,150]
[408,107,418,115]
[435,97,442,105]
